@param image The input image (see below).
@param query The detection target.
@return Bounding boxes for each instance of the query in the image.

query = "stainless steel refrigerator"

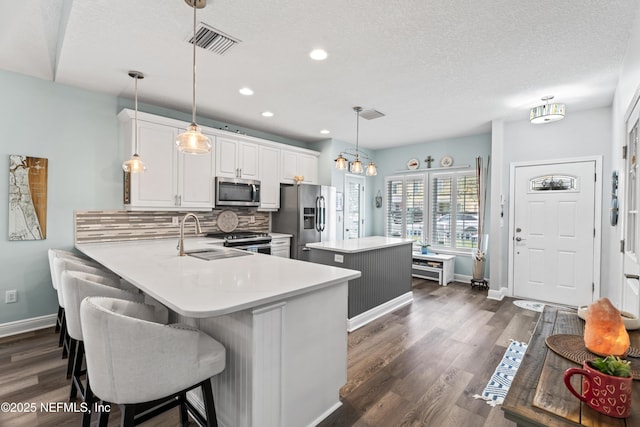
[272,184,336,260]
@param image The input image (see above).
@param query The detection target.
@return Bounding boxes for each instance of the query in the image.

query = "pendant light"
[122,71,146,173]
[334,106,377,176]
[530,95,565,124]
[176,0,212,154]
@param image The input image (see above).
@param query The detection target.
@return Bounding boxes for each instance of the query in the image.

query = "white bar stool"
[80,297,226,427]
[61,271,145,427]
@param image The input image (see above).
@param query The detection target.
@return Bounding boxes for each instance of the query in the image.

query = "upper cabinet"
[215,137,259,179]
[258,145,281,210]
[280,150,318,184]
[119,110,215,211]
[118,109,319,211]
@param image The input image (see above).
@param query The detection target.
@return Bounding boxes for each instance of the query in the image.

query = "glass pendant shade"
[335,154,348,170]
[366,161,377,176]
[530,96,565,124]
[122,154,146,173]
[350,156,363,174]
[176,0,211,154]
[176,123,212,154]
[122,70,145,173]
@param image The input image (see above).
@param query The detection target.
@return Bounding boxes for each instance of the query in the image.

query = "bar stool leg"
[202,379,218,427]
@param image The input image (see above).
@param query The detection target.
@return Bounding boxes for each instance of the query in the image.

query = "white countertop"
[306,236,413,253]
[76,238,360,318]
[269,232,292,239]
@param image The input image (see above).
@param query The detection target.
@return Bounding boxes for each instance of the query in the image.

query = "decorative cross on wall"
[424,156,434,168]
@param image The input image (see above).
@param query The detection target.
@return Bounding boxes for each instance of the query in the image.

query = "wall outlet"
[249,215,255,224]
[172,216,179,226]
[5,290,17,304]
[334,254,344,263]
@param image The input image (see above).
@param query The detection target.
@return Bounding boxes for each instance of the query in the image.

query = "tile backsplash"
[74,209,269,244]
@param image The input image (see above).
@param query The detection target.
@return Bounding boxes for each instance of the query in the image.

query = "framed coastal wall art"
[8,154,48,240]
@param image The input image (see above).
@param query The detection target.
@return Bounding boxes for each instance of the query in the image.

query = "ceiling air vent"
[187,23,240,55]
[360,109,386,120]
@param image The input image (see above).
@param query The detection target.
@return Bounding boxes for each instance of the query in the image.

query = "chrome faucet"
[178,213,202,256]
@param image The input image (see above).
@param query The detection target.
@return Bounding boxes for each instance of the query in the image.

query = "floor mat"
[473,340,528,406]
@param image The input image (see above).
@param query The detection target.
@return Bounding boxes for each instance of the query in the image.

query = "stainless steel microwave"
[215,177,261,207]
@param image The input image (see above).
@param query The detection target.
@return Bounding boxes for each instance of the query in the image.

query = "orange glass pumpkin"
[584,298,630,357]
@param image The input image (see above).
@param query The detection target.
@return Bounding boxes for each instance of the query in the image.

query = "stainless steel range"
[206,231,272,254]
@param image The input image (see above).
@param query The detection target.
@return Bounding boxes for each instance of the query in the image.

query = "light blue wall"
[0,70,122,324]
[0,70,310,326]
[370,134,492,276]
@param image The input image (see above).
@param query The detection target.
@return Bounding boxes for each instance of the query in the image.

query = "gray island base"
[306,236,413,331]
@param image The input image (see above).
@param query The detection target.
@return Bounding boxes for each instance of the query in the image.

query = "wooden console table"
[502,306,640,426]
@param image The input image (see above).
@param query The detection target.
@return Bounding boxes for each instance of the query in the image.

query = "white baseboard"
[347,292,413,332]
[0,314,56,338]
[308,401,342,427]
[487,286,509,301]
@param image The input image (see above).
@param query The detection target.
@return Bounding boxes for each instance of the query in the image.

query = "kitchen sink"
[186,248,253,261]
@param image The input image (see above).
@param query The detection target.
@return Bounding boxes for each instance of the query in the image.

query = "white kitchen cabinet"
[216,137,259,179]
[258,145,281,210]
[119,110,215,211]
[280,150,318,184]
[271,236,291,258]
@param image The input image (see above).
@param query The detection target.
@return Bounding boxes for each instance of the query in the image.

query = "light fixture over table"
[122,71,146,173]
[176,0,212,154]
[530,95,565,124]
[335,107,377,176]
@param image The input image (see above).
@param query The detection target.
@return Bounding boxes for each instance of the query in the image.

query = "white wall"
[491,107,612,298]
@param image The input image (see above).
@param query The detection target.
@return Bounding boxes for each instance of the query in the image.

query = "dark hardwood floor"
[0,279,539,427]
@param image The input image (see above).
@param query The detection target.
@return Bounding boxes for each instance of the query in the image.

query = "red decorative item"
[564,361,632,418]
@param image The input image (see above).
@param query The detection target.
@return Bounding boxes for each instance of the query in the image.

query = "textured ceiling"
[1,0,639,149]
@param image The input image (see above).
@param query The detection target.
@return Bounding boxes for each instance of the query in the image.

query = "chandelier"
[335,107,377,176]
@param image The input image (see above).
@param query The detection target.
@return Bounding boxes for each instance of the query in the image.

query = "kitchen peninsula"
[306,236,413,331]
[76,238,361,427]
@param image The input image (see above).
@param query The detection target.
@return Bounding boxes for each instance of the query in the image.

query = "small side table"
[470,278,488,290]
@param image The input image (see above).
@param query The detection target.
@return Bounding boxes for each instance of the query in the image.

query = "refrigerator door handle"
[319,195,326,232]
[315,196,321,232]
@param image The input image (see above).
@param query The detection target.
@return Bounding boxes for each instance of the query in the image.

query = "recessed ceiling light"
[320,129,330,135]
[261,111,274,117]
[309,49,328,61]
[239,87,254,96]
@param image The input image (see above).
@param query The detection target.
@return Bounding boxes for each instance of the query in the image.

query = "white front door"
[344,174,365,239]
[623,98,640,316]
[512,161,596,306]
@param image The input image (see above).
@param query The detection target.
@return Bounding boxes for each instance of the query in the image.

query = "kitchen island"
[306,236,413,331]
[76,238,360,427]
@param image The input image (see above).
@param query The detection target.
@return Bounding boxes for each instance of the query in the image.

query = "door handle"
[625,274,640,280]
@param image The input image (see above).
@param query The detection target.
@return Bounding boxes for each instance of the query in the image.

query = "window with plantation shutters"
[431,172,479,250]
[385,174,426,243]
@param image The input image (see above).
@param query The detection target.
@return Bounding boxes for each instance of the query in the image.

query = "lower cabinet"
[271,236,291,258]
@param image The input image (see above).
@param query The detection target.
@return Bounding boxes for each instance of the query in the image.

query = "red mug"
[564,361,632,418]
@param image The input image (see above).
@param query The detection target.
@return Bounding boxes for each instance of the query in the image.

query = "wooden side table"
[502,306,640,426]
